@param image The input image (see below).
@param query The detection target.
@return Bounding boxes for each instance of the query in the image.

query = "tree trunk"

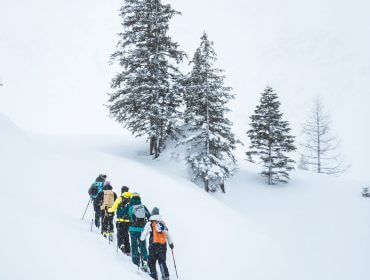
[268,143,272,185]
[220,182,225,193]
[316,100,321,173]
[154,136,160,159]
[204,176,209,192]
[150,136,155,156]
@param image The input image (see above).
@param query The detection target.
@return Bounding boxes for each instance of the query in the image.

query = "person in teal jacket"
[122,192,151,270]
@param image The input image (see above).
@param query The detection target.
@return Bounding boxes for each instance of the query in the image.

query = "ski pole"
[82,198,92,220]
[90,218,93,232]
[171,248,179,279]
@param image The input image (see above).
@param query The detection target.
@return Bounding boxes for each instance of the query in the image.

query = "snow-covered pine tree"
[181,32,237,192]
[108,0,185,158]
[246,86,296,185]
[300,97,349,175]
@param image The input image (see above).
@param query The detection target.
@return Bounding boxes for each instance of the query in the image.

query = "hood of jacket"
[130,196,141,206]
[149,214,162,222]
[103,184,113,191]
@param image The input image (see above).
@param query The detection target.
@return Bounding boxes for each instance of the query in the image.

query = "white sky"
[0,0,369,181]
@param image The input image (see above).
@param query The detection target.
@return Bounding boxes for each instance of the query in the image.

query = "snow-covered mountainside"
[0,114,369,280]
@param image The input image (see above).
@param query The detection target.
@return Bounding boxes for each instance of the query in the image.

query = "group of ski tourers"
[86,174,175,280]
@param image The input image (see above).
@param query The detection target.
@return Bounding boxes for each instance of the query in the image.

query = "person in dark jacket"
[96,181,117,238]
[108,186,132,255]
[88,174,107,227]
[141,207,174,280]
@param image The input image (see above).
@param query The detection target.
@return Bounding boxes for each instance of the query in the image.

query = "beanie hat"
[151,207,160,216]
[121,186,129,193]
[131,192,140,198]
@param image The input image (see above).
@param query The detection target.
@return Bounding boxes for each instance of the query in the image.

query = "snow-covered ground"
[1,113,369,280]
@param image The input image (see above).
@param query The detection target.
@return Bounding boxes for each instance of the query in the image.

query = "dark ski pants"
[101,210,114,233]
[148,243,169,280]
[93,199,101,228]
[116,222,130,254]
[130,231,148,266]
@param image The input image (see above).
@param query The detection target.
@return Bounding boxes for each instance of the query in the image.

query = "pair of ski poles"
[82,198,94,232]
[82,198,91,221]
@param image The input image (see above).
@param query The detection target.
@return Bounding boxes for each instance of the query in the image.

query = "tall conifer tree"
[182,32,237,192]
[246,86,296,184]
[108,0,185,158]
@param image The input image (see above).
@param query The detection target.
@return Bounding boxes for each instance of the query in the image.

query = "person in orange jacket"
[141,207,174,280]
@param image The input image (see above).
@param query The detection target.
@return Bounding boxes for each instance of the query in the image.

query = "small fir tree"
[181,32,237,192]
[108,0,185,158]
[246,86,296,184]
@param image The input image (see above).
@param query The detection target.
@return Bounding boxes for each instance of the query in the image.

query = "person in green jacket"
[122,192,151,270]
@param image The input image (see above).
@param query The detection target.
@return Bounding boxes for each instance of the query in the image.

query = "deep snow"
[0,113,369,280]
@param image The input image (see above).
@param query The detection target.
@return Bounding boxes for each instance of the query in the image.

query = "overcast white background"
[1,0,369,181]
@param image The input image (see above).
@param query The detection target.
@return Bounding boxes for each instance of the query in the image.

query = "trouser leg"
[108,214,114,233]
[130,231,140,266]
[101,210,108,233]
[148,244,159,280]
[116,222,124,249]
[122,222,131,254]
[139,238,148,261]
[93,200,100,227]
[158,245,169,278]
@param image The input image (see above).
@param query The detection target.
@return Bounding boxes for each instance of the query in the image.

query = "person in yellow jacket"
[108,186,132,255]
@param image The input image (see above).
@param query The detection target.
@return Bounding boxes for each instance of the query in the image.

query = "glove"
[169,243,174,249]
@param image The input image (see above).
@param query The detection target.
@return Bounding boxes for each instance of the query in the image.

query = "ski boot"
[140,260,149,273]
[108,232,114,242]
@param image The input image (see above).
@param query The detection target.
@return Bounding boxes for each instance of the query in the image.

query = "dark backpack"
[131,204,146,227]
[116,197,129,218]
[89,182,103,199]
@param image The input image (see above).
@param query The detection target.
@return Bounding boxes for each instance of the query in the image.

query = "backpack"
[101,190,115,210]
[116,197,129,218]
[151,221,167,245]
[90,181,103,199]
[131,204,146,228]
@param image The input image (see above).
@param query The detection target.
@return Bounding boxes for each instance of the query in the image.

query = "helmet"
[122,192,132,198]
[104,181,111,186]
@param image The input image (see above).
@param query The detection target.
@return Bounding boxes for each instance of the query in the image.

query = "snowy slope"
[218,165,370,280]
[1,113,369,280]
[0,115,279,280]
